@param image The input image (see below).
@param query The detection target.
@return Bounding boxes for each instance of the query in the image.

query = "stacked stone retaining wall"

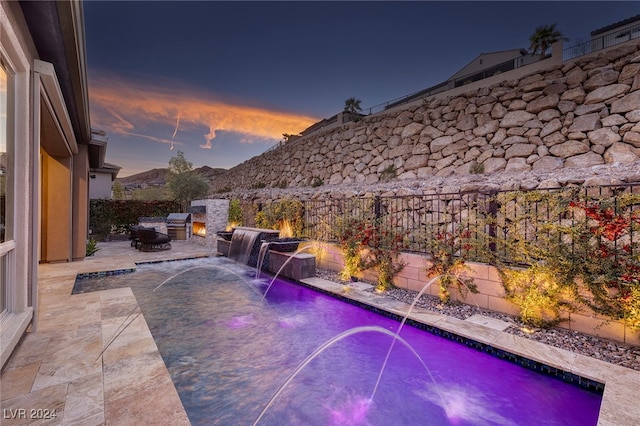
[211,40,640,193]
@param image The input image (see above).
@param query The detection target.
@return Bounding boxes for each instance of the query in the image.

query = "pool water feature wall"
[227,227,280,267]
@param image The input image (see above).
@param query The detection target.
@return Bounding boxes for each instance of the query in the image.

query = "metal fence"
[295,183,640,263]
[563,23,640,61]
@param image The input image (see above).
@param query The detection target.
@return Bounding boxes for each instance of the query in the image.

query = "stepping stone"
[465,314,511,331]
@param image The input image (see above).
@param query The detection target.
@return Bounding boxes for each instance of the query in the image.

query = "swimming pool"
[74,257,602,425]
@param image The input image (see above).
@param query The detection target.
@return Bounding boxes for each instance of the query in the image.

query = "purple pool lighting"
[76,259,603,425]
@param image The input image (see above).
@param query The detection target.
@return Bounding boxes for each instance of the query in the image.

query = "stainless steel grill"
[166,213,191,240]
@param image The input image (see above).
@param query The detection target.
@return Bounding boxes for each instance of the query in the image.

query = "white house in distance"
[88,129,121,199]
[447,48,540,86]
[1,1,110,366]
[89,162,121,199]
[591,14,640,50]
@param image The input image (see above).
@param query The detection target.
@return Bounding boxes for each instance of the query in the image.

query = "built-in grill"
[166,213,191,240]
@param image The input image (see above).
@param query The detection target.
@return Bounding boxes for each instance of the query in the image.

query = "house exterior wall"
[1,0,37,367]
[448,49,525,81]
[1,0,93,367]
[591,17,640,49]
[89,171,113,199]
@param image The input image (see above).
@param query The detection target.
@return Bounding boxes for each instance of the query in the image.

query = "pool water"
[74,258,602,425]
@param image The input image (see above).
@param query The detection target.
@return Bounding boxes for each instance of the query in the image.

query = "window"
[0,59,8,312]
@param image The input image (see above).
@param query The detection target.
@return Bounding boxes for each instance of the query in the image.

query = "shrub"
[335,217,365,281]
[499,263,576,328]
[86,238,100,256]
[567,197,640,329]
[469,162,484,174]
[424,226,478,303]
[228,199,243,228]
[254,199,304,237]
[89,200,181,237]
[379,164,396,182]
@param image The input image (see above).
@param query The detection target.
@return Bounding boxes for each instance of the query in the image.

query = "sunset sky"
[84,1,640,177]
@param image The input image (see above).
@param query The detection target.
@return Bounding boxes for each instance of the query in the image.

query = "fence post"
[487,190,498,253]
[374,196,382,220]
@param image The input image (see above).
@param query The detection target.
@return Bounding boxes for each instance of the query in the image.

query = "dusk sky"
[84,1,640,177]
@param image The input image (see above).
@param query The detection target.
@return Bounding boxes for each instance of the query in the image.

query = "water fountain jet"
[252,325,440,426]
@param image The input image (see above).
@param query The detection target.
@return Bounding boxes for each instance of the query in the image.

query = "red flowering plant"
[568,196,640,329]
[424,225,478,303]
[335,217,368,281]
[334,215,407,289]
[357,220,408,291]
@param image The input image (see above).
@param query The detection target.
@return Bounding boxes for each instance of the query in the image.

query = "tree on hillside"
[344,97,362,115]
[344,97,363,122]
[166,150,209,211]
[529,23,568,58]
[112,181,125,200]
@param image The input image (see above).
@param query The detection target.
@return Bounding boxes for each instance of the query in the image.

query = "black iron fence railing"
[563,23,640,61]
[284,183,640,263]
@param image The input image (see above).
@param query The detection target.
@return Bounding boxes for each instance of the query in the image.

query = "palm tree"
[529,23,568,58]
[343,97,362,114]
[343,97,363,122]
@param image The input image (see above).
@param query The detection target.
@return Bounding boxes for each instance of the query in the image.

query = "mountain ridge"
[116,166,227,188]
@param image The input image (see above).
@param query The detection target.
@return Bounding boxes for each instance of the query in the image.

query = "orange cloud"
[89,74,318,148]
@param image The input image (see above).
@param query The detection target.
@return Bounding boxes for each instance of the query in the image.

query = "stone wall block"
[401,122,424,138]
[584,84,630,104]
[549,140,590,158]
[587,128,621,147]
[561,86,586,103]
[567,113,601,132]
[456,114,477,131]
[430,135,453,153]
[532,155,563,171]
[611,90,640,114]
[564,151,604,168]
[622,131,640,148]
[482,157,507,173]
[526,94,560,114]
[538,109,561,122]
[507,99,528,110]
[441,140,469,157]
[566,67,586,85]
[575,102,607,116]
[604,142,640,164]
[505,157,531,172]
[584,68,620,91]
[626,109,640,122]
[500,110,536,128]
[557,100,576,114]
[505,143,537,159]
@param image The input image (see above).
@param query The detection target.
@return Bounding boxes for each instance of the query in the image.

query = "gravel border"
[316,268,640,372]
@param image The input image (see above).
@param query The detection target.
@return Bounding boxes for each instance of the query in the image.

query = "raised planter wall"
[315,242,640,346]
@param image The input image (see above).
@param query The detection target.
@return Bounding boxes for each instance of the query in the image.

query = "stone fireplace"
[188,199,229,248]
[192,221,206,237]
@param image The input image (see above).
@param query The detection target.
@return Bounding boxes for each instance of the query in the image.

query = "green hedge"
[90,200,182,236]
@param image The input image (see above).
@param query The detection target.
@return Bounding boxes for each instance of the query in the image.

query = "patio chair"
[137,227,172,252]
[129,225,143,248]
